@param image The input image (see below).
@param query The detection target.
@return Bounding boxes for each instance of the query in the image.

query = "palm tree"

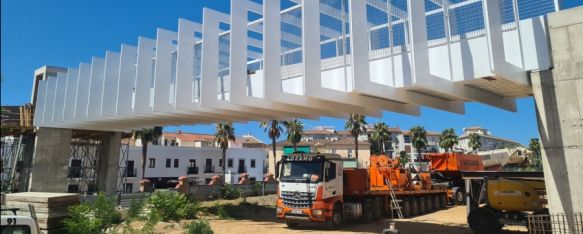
[345,114,367,166]
[134,126,163,179]
[529,138,542,168]
[260,120,284,174]
[215,123,236,183]
[398,151,409,169]
[439,128,459,152]
[410,125,427,170]
[283,119,303,152]
[468,133,482,153]
[371,122,391,154]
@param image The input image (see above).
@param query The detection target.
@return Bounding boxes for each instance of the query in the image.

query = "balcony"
[204,166,214,173]
[237,166,247,174]
[187,167,199,175]
[124,168,137,177]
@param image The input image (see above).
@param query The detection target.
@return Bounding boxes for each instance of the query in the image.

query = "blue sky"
[2,0,581,145]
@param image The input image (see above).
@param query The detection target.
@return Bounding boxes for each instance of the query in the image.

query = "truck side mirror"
[275,161,281,179]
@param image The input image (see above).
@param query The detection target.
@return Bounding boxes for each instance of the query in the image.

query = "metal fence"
[528,213,583,234]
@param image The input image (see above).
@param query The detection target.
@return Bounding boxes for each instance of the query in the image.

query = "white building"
[122,145,267,193]
[458,127,521,152]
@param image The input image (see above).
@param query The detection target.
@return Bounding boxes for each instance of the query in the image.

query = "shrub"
[253,182,262,196]
[127,198,144,220]
[185,220,213,234]
[63,203,102,234]
[220,184,241,200]
[63,193,121,234]
[216,205,231,220]
[147,191,199,222]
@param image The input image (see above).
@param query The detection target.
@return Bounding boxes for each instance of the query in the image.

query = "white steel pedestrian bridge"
[33,0,557,131]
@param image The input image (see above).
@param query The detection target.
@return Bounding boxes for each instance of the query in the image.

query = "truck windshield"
[280,161,323,183]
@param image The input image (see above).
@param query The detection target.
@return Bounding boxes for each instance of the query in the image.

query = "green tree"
[134,126,163,179]
[410,125,427,170]
[215,123,236,183]
[439,128,459,152]
[398,151,409,169]
[283,119,303,152]
[468,133,482,153]
[370,122,391,154]
[345,114,367,166]
[260,120,284,175]
[529,138,542,168]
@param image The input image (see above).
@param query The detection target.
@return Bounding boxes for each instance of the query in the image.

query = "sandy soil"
[134,195,528,234]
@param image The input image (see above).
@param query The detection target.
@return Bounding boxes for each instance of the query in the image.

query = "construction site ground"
[128,194,528,234]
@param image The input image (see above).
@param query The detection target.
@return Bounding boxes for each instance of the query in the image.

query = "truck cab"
[1,208,40,234]
[276,153,344,228]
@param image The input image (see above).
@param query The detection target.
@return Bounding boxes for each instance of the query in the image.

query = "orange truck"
[275,153,448,228]
[424,152,484,205]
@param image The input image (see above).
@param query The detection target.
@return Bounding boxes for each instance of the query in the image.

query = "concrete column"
[29,127,72,193]
[531,6,583,215]
[97,132,121,195]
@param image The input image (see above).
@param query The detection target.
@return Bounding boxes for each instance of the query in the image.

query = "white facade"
[458,127,521,152]
[122,145,266,193]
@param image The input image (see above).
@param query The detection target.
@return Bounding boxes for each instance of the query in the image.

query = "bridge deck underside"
[33,0,555,131]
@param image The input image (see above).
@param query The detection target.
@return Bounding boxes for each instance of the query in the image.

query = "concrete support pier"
[97,132,122,195]
[29,127,122,195]
[29,127,73,193]
[531,6,583,215]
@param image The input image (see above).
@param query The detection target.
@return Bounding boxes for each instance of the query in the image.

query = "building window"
[166,159,171,168]
[174,159,179,168]
[219,159,223,167]
[189,159,196,168]
[404,135,411,143]
[148,158,156,168]
[227,159,233,168]
[251,159,256,168]
[348,149,353,158]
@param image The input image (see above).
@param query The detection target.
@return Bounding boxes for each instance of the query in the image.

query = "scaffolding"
[117,141,130,194]
[66,138,102,194]
[1,134,35,193]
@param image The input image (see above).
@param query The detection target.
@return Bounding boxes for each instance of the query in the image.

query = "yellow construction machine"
[462,171,546,234]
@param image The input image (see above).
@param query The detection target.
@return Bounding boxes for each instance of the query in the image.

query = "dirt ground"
[141,195,528,234]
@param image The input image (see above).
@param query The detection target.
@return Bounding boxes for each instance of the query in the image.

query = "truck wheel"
[468,207,502,234]
[411,198,419,216]
[426,196,433,212]
[286,222,299,229]
[402,199,412,217]
[440,194,447,209]
[454,188,466,205]
[327,203,343,229]
[419,197,426,214]
[362,199,374,223]
[373,198,383,220]
[433,196,440,210]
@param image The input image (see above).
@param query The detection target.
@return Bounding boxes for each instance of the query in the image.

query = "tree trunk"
[141,142,148,179]
[222,148,227,184]
[272,138,277,176]
[379,140,383,155]
[355,137,359,167]
[418,150,422,172]
[293,143,297,152]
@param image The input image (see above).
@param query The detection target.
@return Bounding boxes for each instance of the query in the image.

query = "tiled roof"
[162,132,215,142]
[234,134,264,145]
